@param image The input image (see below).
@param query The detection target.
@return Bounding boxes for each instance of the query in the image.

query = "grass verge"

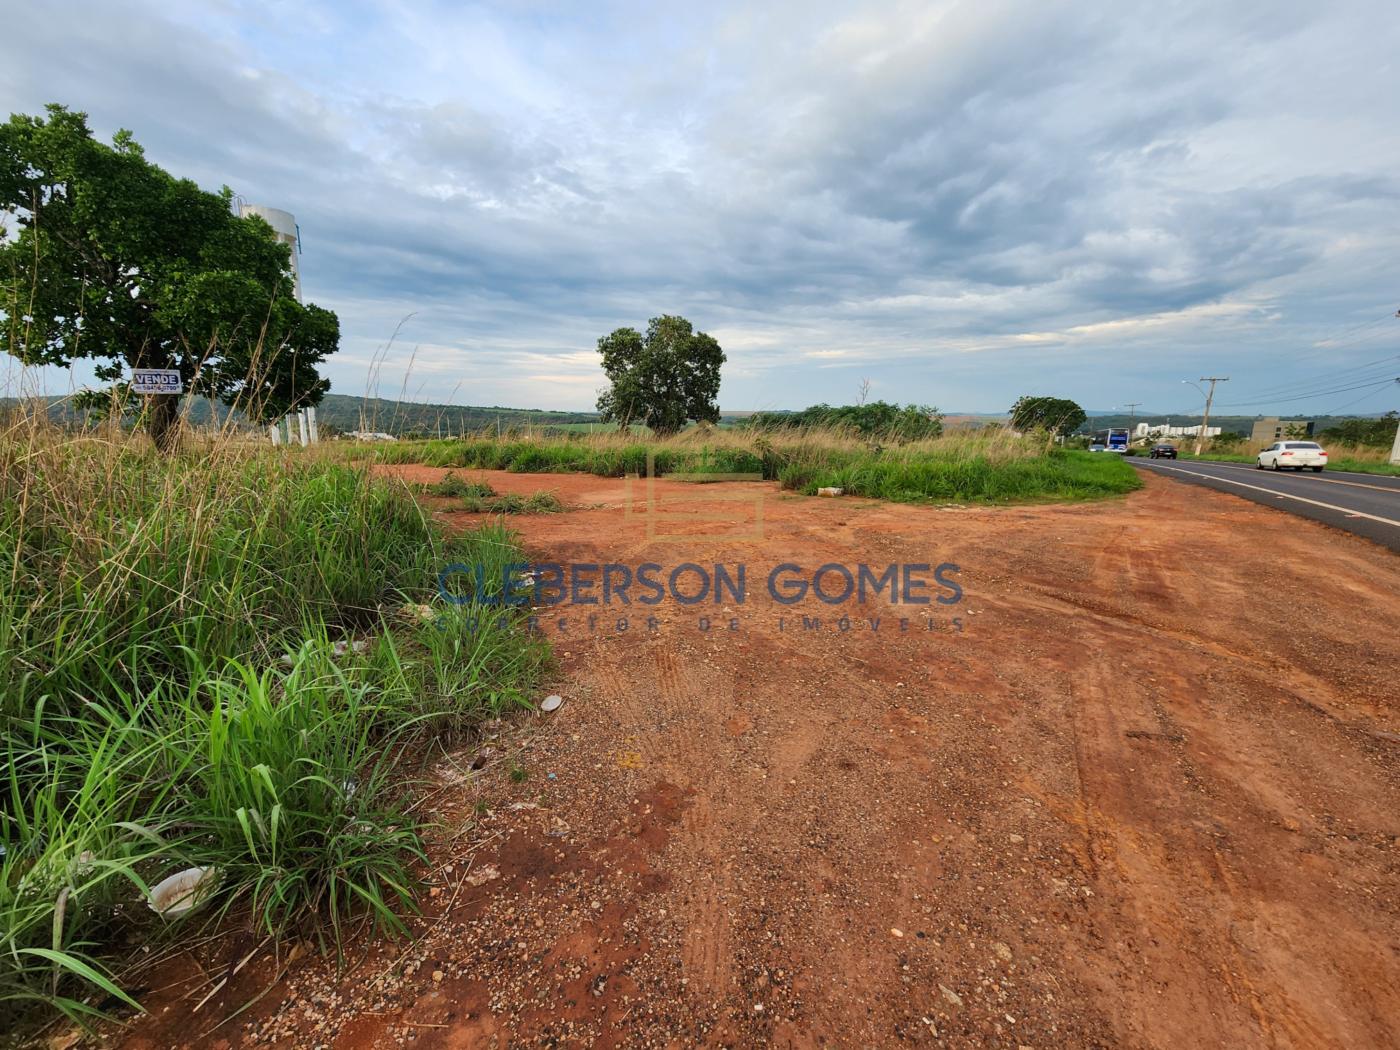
[1181,451,1400,476]
[1,420,547,1035]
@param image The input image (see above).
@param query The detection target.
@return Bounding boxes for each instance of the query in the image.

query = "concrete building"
[1249,418,1314,446]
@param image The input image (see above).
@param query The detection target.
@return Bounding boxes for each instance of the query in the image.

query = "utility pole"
[1391,309,1400,465]
[1125,402,1142,443]
[1186,377,1228,456]
[1389,377,1400,466]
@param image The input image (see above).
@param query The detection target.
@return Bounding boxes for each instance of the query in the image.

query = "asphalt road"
[1132,457,1400,552]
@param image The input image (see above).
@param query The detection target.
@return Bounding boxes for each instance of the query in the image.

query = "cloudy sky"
[4,0,1399,415]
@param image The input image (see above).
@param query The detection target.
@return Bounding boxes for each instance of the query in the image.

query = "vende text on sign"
[131,369,183,394]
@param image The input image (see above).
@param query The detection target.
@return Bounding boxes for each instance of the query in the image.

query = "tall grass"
[0,411,547,1033]
[363,424,1142,503]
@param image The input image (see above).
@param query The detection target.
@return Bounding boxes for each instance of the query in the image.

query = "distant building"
[1249,418,1314,446]
[1133,422,1222,440]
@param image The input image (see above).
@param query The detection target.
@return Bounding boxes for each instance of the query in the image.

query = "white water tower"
[237,203,302,302]
[236,201,316,445]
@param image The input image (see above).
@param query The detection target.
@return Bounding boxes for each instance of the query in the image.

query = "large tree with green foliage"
[595,315,724,436]
[0,104,338,450]
[1009,395,1087,436]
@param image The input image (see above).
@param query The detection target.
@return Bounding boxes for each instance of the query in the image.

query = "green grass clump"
[1,422,547,1033]
[462,490,564,514]
[426,472,497,498]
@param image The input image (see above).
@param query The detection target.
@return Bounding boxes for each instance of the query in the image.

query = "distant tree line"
[1320,411,1398,447]
[742,401,943,440]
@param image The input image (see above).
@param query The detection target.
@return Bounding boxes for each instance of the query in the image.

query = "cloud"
[3,0,1399,415]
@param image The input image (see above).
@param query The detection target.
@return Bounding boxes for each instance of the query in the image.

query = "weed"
[427,473,496,498]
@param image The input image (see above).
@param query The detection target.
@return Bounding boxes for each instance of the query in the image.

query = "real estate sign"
[130,369,183,395]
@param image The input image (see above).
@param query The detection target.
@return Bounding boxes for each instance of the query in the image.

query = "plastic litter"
[540,694,563,713]
[817,487,844,497]
[148,866,219,918]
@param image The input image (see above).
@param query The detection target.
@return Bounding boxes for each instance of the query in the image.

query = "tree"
[1009,395,1087,436]
[0,104,338,451]
[1320,411,1398,448]
[595,315,724,436]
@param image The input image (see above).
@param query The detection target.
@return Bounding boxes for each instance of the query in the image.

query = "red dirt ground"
[110,468,1399,1049]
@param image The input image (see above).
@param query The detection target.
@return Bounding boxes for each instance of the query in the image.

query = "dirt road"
[122,469,1399,1049]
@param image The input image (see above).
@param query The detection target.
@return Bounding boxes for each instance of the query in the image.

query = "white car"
[1256,441,1328,472]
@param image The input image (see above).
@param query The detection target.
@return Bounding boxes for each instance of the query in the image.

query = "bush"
[427,473,496,498]
[1319,411,1398,448]
[462,490,563,514]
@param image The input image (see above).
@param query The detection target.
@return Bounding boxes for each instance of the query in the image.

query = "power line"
[1213,308,1398,406]
[1221,373,1400,408]
[1221,353,1400,403]
[1316,379,1399,417]
[1321,313,1393,339]
[1311,314,1397,351]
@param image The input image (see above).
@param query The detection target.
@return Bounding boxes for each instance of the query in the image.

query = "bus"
[1091,428,1130,453]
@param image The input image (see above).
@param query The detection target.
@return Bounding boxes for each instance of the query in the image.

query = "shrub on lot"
[462,490,564,514]
[427,473,496,498]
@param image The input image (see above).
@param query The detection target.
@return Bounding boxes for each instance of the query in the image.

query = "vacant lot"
[368,428,1143,504]
[114,467,1398,1049]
